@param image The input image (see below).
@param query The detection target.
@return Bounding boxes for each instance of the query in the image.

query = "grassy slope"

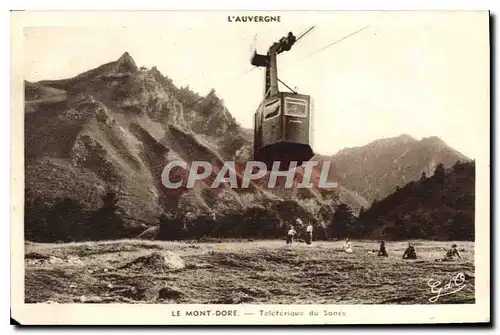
[25,240,474,304]
[362,162,475,240]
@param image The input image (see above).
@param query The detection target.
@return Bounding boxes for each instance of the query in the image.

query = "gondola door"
[282,93,310,144]
[261,97,282,148]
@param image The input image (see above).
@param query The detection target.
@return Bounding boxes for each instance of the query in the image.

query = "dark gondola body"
[252,33,314,171]
[253,92,313,170]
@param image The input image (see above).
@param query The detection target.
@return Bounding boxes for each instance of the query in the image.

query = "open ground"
[24,240,474,304]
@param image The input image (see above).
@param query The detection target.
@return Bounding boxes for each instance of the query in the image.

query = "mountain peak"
[118,51,132,61]
[368,133,417,148]
[421,136,445,144]
[116,52,138,73]
[397,133,416,141]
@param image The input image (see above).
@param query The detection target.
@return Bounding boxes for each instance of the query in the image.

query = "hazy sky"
[22,11,489,158]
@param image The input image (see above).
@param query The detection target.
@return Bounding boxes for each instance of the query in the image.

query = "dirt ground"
[24,239,475,304]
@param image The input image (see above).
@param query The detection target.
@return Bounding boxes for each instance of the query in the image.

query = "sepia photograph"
[10,10,490,325]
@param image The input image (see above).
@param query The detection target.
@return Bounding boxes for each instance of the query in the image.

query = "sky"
[21,11,490,159]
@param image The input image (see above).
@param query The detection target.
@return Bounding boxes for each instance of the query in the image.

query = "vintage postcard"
[11,10,490,325]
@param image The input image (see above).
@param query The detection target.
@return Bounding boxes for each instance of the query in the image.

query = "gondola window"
[264,99,280,120]
[285,97,308,118]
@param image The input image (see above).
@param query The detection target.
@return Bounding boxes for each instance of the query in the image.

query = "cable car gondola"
[251,32,314,171]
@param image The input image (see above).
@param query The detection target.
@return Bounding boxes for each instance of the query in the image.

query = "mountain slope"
[359,161,475,240]
[25,52,347,239]
[326,134,470,203]
[24,52,471,241]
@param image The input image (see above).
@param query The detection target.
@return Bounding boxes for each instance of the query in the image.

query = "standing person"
[306,222,313,245]
[286,225,297,245]
[378,241,388,257]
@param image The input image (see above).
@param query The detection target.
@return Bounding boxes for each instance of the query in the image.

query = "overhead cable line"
[183,25,317,109]
[295,26,316,43]
[285,25,369,67]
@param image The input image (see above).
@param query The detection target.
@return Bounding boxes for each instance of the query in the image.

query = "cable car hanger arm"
[278,78,297,94]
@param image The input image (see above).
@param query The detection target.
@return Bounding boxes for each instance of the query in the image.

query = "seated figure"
[342,238,353,253]
[435,244,462,262]
[402,243,417,259]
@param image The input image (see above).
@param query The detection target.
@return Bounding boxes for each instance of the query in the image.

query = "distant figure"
[342,238,353,253]
[436,244,462,262]
[286,225,297,245]
[378,241,388,257]
[305,223,313,245]
[447,244,462,259]
[402,243,417,259]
